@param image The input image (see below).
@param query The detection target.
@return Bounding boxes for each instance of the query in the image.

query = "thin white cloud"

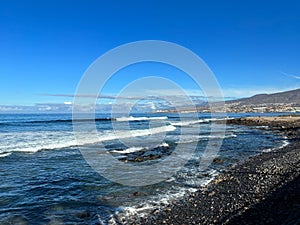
[41,92,206,103]
[41,93,140,100]
[281,72,300,80]
[0,103,73,113]
[2,86,299,113]
[221,86,299,98]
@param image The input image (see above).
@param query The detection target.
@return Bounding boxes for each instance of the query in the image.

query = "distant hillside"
[227,88,300,105]
[154,88,300,113]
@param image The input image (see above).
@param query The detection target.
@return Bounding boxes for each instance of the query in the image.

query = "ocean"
[0,113,289,224]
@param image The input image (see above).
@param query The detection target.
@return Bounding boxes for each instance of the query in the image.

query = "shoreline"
[124,116,300,224]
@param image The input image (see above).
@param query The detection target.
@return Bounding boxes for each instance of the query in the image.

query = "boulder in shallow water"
[76,211,90,218]
[213,157,223,163]
[133,191,142,196]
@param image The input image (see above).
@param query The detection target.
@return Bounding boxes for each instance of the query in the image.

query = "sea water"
[0,113,288,224]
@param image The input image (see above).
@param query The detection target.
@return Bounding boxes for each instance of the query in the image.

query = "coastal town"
[155,103,300,113]
[203,103,300,113]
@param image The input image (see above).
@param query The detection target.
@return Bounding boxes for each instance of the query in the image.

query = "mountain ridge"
[226,88,300,105]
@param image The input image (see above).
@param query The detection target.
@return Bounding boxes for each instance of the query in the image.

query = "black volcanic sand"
[122,116,300,225]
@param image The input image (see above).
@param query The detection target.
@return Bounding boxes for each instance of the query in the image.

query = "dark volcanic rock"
[133,192,142,197]
[213,157,223,163]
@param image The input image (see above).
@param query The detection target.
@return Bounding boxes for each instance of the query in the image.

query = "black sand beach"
[125,116,300,225]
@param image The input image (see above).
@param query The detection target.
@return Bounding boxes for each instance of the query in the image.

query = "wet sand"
[126,115,300,224]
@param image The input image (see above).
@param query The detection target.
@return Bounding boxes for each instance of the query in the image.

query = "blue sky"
[1,0,300,109]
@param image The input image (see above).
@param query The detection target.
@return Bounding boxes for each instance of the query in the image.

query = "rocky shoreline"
[123,116,300,225]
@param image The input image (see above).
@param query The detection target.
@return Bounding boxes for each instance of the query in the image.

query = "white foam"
[253,125,269,129]
[0,152,11,158]
[170,117,229,126]
[278,139,289,149]
[209,117,232,122]
[177,133,237,144]
[262,137,289,152]
[116,116,167,122]
[109,169,219,224]
[0,131,78,154]
[179,169,219,187]
[262,148,272,153]
[110,142,169,154]
[95,125,176,144]
[209,133,237,139]
[0,125,176,155]
[111,147,147,154]
[159,142,169,148]
[110,186,197,223]
[169,120,204,126]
